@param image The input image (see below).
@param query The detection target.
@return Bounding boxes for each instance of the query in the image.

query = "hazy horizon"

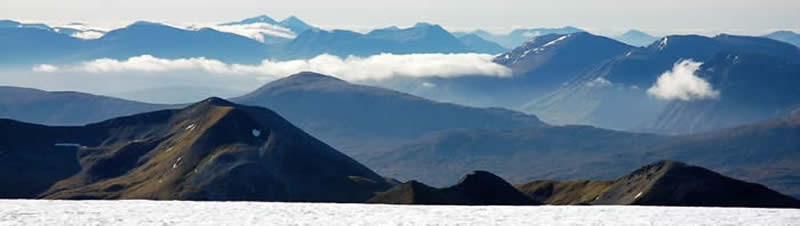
[2,0,799,36]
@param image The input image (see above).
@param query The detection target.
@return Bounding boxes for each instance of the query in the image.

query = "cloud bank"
[70,30,105,39]
[41,53,511,81]
[647,59,719,101]
[32,64,58,72]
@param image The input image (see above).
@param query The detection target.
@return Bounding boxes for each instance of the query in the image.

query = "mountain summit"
[516,160,800,208]
[0,97,390,202]
[614,29,660,47]
[233,72,545,156]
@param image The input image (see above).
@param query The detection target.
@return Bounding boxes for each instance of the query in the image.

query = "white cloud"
[32,64,58,72]
[70,31,105,39]
[199,23,296,42]
[53,53,510,81]
[647,59,720,101]
[585,77,612,88]
[56,23,107,39]
[81,55,231,73]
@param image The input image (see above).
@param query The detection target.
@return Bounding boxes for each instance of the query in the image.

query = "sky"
[1,0,799,36]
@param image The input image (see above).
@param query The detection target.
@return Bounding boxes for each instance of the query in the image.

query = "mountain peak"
[369,171,538,205]
[197,97,236,107]
[236,72,348,99]
[278,16,314,34]
[285,71,346,83]
[615,29,660,46]
[0,20,21,28]
[280,16,303,23]
[455,170,509,187]
[231,15,278,25]
[129,21,164,27]
[413,22,435,28]
[11,93,390,202]
[622,29,647,35]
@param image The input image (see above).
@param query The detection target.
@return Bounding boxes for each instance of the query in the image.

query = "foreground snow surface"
[1,200,799,225]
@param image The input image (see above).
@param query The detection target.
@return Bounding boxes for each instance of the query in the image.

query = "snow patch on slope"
[0,200,798,225]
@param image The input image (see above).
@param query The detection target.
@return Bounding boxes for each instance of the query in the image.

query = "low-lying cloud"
[38,53,511,81]
[32,64,58,72]
[203,23,296,42]
[647,59,720,101]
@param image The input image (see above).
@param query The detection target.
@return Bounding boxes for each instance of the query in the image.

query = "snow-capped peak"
[658,37,669,50]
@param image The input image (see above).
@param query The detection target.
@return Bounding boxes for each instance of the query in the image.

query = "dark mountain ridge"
[0,97,390,202]
[517,160,800,208]
[368,113,800,198]
[368,171,539,205]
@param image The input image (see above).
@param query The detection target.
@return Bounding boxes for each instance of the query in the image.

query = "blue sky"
[1,0,798,36]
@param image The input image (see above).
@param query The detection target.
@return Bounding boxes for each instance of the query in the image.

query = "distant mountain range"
[0,16,515,67]
[526,34,800,133]
[387,32,634,110]
[453,26,584,49]
[765,31,800,47]
[278,23,473,59]
[457,34,508,54]
[0,20,271,66]
[382,31,800,136]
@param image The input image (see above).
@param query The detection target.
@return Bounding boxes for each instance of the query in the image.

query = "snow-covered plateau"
[1,200,799,226]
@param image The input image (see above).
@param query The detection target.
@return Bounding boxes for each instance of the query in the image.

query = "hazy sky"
[2,0,799,36]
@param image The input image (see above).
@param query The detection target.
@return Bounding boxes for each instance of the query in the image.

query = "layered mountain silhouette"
[0,72,545,159]
[95,21,271,64]
[0,26,90,66]
[457,34,507,54]
[0,20,270,66]
[0,97,390,202]
[368,113,800,198]
[614,29,660,47]
[366,124,665,187]
[642,52,800,134]
[454,26,584,49]
[1,17,505,66]
[765,31,800,47]
[280,23,472,59]
[232,72,545,156]
[368,171,538,205]
[217,15,314,44]
[516,160,800,208]
[222,15,277,25]
[395,32,633,109]
[526,34,800,132]
[0,86,168,125]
